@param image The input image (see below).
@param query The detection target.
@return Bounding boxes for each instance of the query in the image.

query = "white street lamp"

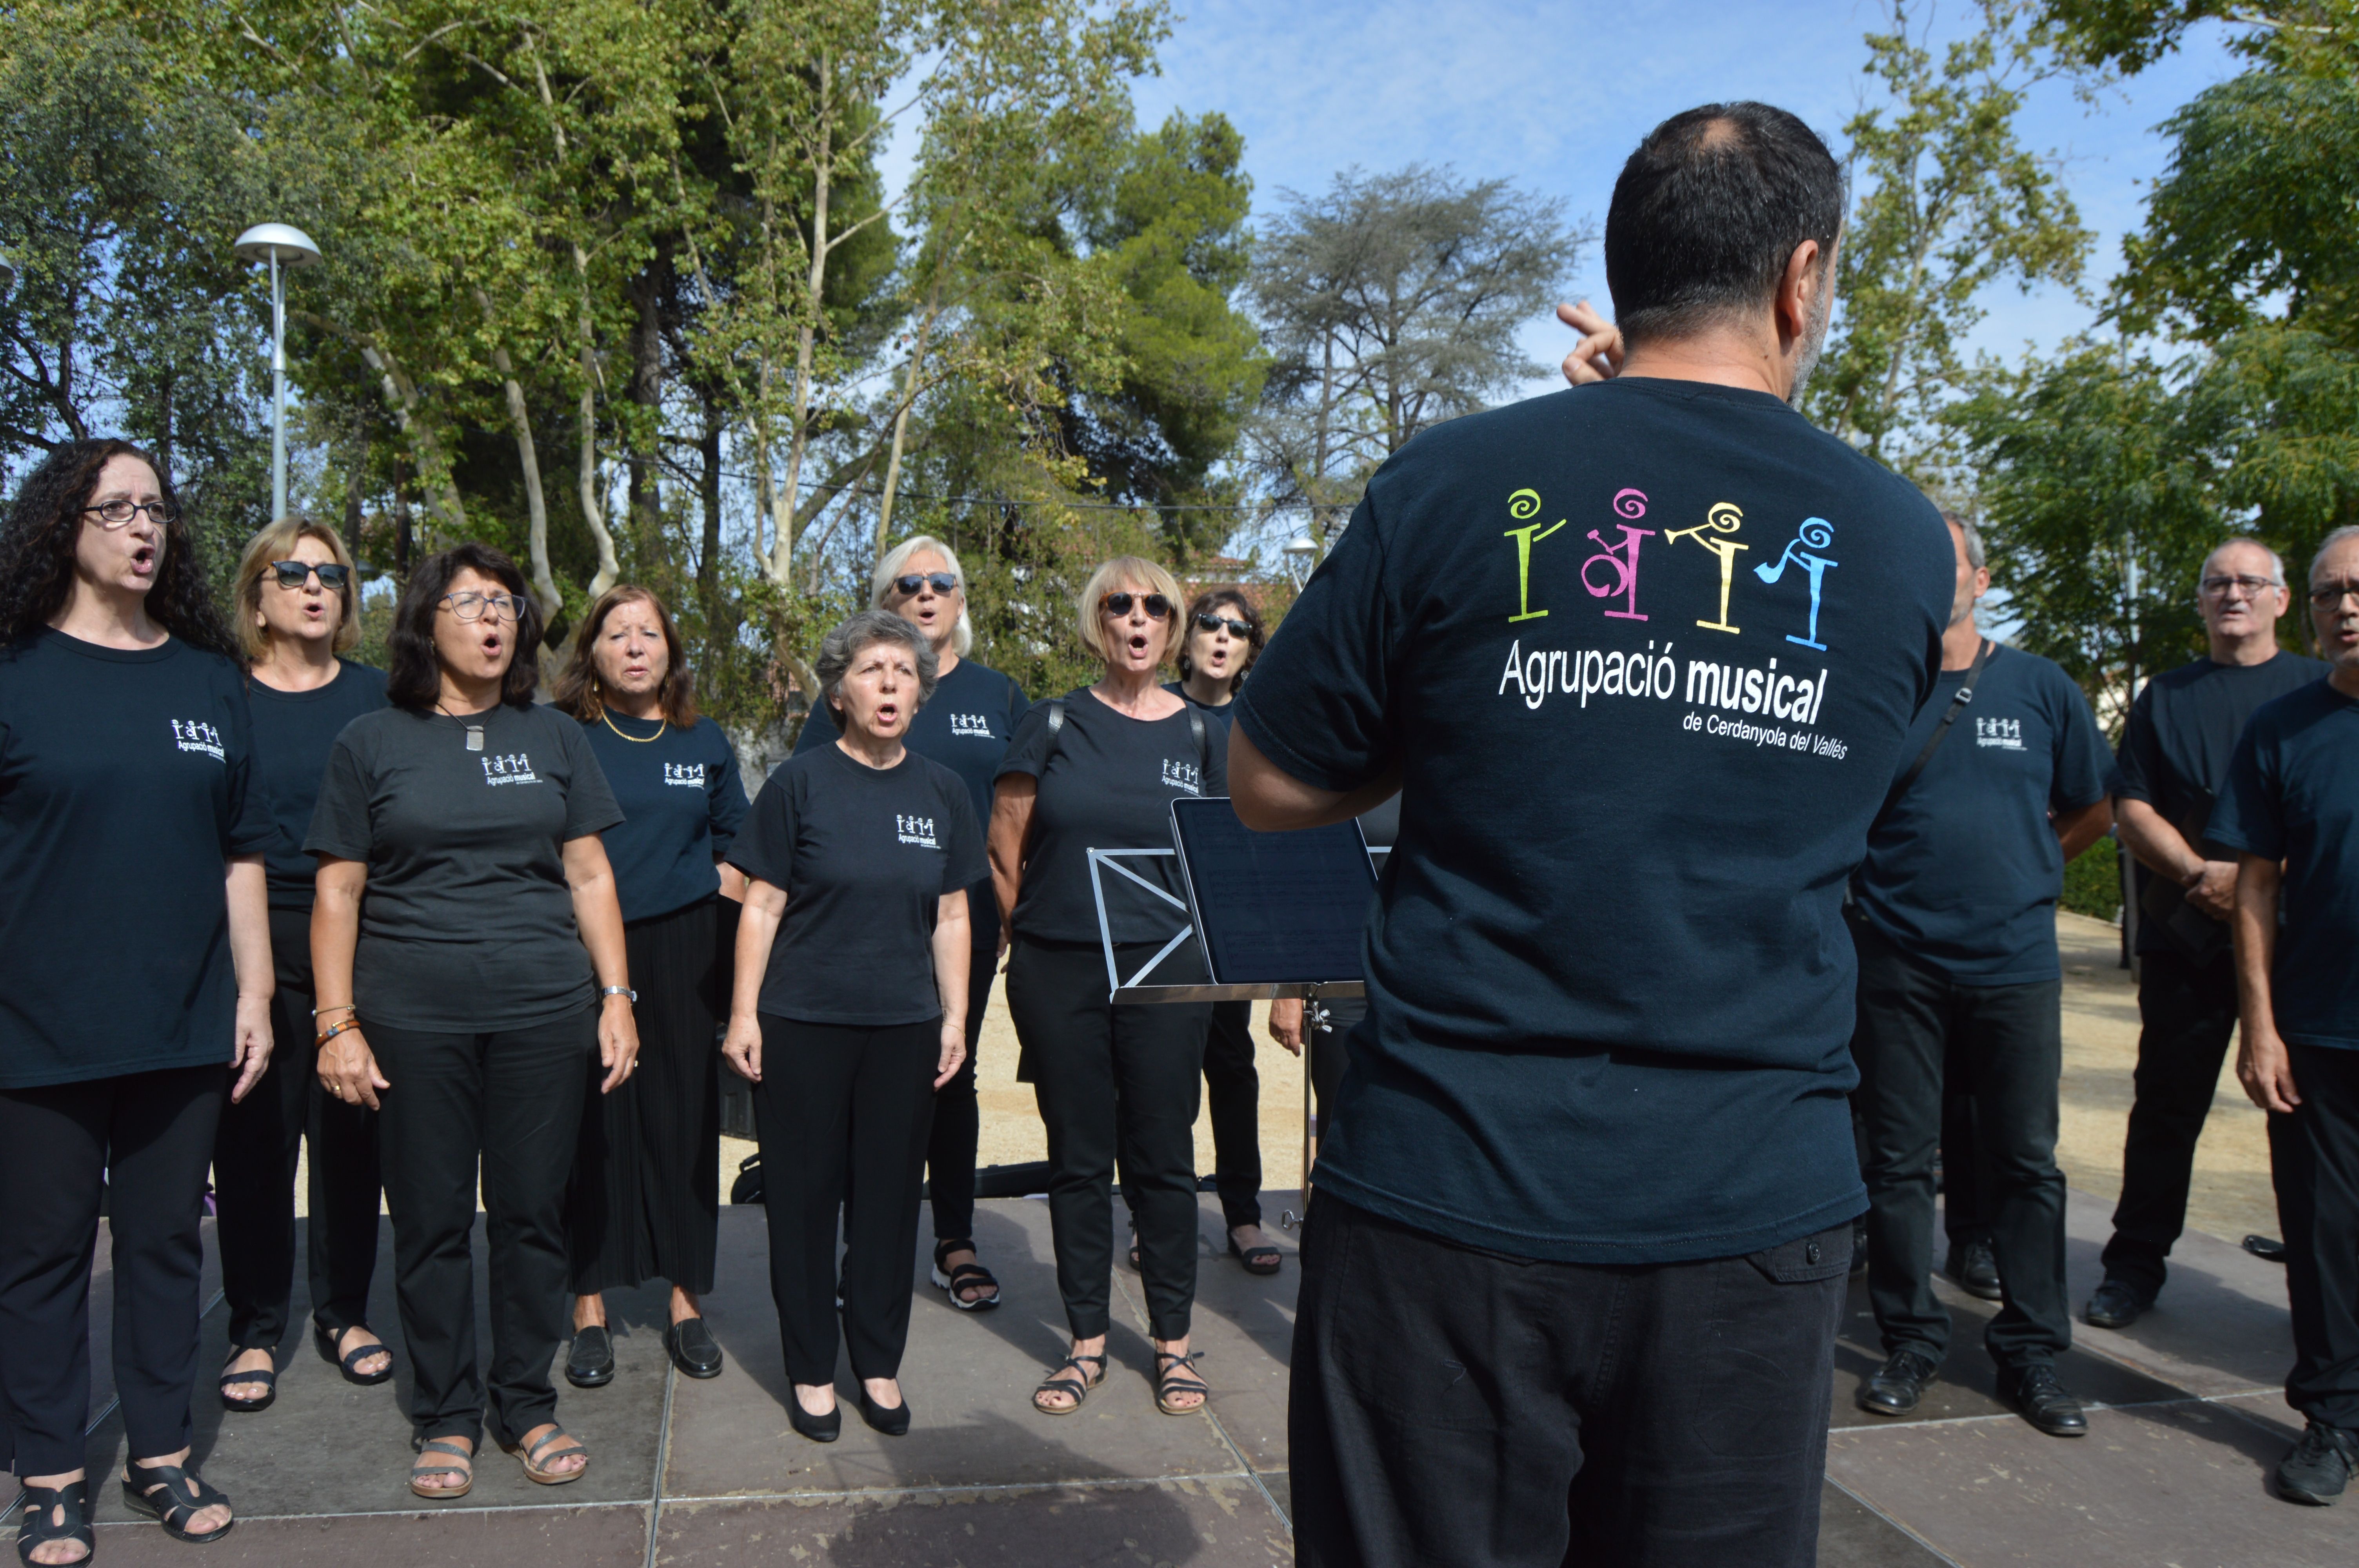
[1282,531,1319,590]
[233,223,321,522]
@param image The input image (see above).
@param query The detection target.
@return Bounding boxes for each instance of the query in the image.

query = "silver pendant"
[465,726,484,752]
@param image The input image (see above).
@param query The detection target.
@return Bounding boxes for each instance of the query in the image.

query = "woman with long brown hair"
[551,586,748,1387]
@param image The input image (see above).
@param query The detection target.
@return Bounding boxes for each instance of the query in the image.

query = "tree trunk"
[874,291,940,564]
[697,387,723,614]
[627,259,665,538]
[475,290,560,620]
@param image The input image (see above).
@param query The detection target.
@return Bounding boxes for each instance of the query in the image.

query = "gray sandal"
[504,1425,588,1485]
[408,1439,474,1501]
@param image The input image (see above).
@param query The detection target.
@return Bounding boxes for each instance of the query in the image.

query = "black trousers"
[566,898,724,1295]
[751,1014,937,1386]
[1939,1074,1990,1243]
[1291,1195,1848,1568]
[2273,1044,2359,1432]
[1006,938,1208,1342]
[1204,1001,1262,1229]
[371,1008,592,1447]
[213,907,383,1350]
[1852,917,2070,1367]
[0,1065,222,1477]
[925,937,997,1244]
[2102,948,2242,1296]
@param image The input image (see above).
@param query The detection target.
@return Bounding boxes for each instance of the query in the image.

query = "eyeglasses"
[1102,592,1172,620]
[440,591,526,623]
[270,560,351,591]
[2200,574,2280,598]
[83,500,177,529]
[890,572,960,597]
[1194,612,1254,639]
[2310,581,2359,611]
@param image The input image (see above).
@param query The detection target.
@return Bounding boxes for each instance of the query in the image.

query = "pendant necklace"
[435,701,487,752]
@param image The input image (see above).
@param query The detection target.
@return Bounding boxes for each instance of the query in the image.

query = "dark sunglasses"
[1102,592,1172,620]
[1194,612,1254,639]
[270,560,351,590]
[891,572,960,597]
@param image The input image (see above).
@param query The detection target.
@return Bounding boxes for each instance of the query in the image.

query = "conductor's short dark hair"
[1604,102,1846,348]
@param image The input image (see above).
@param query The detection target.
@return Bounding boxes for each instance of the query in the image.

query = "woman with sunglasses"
[551,586,748,1388]
[0,439,272,1561]
[990,557,1225,1419]
[213,517,394,1421]
[305,543,636,1501]
[794,537,1027,1313]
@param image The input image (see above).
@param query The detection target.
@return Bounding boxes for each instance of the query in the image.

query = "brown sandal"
[1154,1350,1210,1416]
[408,1439,474,1501]
[503,1425,589,1486]
[1032,1353,1106,1416]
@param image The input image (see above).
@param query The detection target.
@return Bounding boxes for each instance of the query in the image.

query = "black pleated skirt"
[564,897,732,1294]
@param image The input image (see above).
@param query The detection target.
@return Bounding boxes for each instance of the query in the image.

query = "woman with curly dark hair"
[0,439,274,1561]
[304,542,636,1500]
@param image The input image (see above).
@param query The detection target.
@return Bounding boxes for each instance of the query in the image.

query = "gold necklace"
[602,707,667,743]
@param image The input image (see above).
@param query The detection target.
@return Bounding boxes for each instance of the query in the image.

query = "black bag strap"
[1187,703,1207,773]
[1888,638,1993,804]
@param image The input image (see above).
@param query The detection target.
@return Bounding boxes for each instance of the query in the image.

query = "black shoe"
[2084,1278,2154,1331]
[1997,1363,2087,1437]
[788,1395,841,1443]
[2245,1234,2290,1263]
[1944,1238,2002,1301]
[1856,1349,1940,1416]
[2277,1419,2358,1504]
[565,1325,615,1388]
[664,1317,724,1379]
[857,1387,912,1437]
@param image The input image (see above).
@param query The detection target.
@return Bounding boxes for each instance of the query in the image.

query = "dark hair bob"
[0,438,240,656]
[550,583,700,728]
[384,542,545,712]
[1176,587,1265,686]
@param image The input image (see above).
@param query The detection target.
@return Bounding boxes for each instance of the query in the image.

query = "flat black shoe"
[1944,1238,2002,1301]
[2245,1234,2290,1263]
[788,1396,842,1443]
[2084,1278,2154,1331]
[15,1477,92,1566]
[121,1458,234,1544]
[857,1387,912,1436]
[2277,1419,2358,1505]
[665,1317,724,1379]
[1228,1229,1283,1276]
[1856,1348,1939,1417]
[565,1325,615,1388]
[1998,1363,2087,1437]
[314,1321,394,1386]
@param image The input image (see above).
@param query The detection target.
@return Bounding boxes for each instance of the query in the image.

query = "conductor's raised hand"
[598,992,640,1094]
[319,1027,391,1112]
[1558,300,1623,386]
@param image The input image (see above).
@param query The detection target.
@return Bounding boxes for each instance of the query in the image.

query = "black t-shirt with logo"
[1856,645,2112,984]
[583,711,749,923]
[2208,679,2359,1050]
[0,631,274,1088]
[727,743,986,1026]
[248,660,389,914]
[1231,376,1954,1264]
[305,702,624,1032]
[995,689,1228,946]
[795,656,1029,950]
[2110,651,2328,956]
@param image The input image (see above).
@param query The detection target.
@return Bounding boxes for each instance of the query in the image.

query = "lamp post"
[232,223,321,522]
[1282,530,1319,590]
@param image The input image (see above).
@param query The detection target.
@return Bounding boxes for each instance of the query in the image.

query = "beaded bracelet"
[316,1017,362,1046]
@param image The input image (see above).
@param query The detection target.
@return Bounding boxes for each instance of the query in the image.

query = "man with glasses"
[2089,539,2326,1330]
[2207,524,2359,1504]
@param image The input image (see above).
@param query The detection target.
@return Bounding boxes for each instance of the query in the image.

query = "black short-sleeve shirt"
[727,744,986,1026]
[248,660,389,913]
[0,631,274,1088]
[1855,645,2113,984]
[1230,377,1954,1264]
[995,690,1227,946]
[2110,652,2328,956]
[795,657,1028,949]
[2207,679,2359,1050]
[305,702,624,1032]
[582,711,750,923]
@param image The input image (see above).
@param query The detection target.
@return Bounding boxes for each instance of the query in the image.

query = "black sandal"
[1032,1353,1106,1416]
[314,1321,394,1386]
[120,1459,233,1544]
[15,1478,92,1566]
[408,1439,474,1501]
[1228,1230,1282,1276]
[218,1354,277,1413]
[930,1239,1001,1312]
[1154,1350,1210,1416]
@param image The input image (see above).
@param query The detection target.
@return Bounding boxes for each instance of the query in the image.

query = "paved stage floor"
[12,1181,2358,1566]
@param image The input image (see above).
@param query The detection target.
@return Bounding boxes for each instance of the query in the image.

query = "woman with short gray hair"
[723,610,984,1441]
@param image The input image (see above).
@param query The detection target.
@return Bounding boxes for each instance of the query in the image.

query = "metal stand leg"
[1282,989,1323,1232]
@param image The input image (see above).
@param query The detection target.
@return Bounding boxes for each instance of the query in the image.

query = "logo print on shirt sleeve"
[1663,503,1748,634]
[1754,517,1839,652]
[169,719,226,760]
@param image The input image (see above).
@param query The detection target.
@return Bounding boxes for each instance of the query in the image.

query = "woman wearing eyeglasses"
[794,537,1027,1312]
[305,543,636,1501]
[213,517,394,1421]
[989,557,1225,1419]
[551,586,749,1388]
[0,439,272,1561]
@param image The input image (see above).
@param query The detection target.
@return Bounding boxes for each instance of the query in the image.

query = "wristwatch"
[601,985,637,1003]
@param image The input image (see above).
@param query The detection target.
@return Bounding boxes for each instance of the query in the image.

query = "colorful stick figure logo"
[1663,502,1747,634]
[1754,517,1839,652]
[1504,488,1566,623]
[1582,489,1652,621]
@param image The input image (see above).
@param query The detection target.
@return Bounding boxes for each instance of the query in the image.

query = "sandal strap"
[340,1339,388,1374]
[945,1261,999,1290]
[411,1441,474,1476]
[526,1426,583,1464]
[219,1367,278,1388]
[1034,1353,1107,1400]
[126,1463,227,1523]
[1155,1351,1210,1394]
[16,1477,91,1538]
